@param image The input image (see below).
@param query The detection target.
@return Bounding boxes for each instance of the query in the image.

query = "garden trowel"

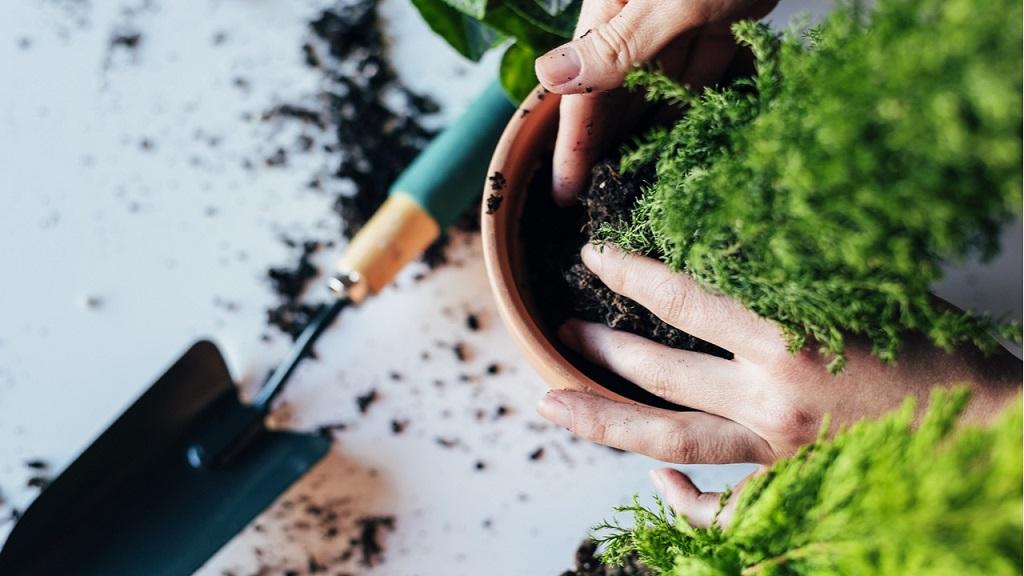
[0,81,516,576]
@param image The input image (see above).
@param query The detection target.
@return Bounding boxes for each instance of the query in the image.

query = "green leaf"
[410,0,501,61]
[505,0,581,38]
[482,3,562,51]
[532,0,578,18]
[499,42,538,102]
[436,0,487,20]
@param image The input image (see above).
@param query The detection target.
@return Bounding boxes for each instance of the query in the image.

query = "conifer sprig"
[595,388,1023,575]
[604,0,1023,371]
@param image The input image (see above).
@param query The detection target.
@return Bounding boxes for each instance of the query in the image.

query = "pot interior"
[489,90,684,410]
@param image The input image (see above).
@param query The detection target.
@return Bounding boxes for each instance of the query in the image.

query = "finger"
[537,390,772,464]
[535,0,706,94]
[550,29,696,205]
[551,89,621,206]
[572,0,625,39]
[650,468,725,528]
[550,32,694,205]
[547,0,627,205]
[582,243,787,360]
[559,320,751,420]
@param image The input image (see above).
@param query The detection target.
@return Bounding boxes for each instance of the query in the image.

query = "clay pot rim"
[480,86,634,403]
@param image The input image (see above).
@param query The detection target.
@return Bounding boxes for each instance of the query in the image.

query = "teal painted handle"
[389,81,517,230]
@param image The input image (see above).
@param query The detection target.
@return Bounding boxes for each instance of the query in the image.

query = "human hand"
[537,244,1022,526]
[533,0,777,206]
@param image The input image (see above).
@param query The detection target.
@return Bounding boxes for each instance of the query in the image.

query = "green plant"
[409,0,579,101]
[605,0,1022,371]
[595,388,1023,575]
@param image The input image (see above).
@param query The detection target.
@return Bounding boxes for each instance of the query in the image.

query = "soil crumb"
[453,342,471,362]
[355,389,379,414]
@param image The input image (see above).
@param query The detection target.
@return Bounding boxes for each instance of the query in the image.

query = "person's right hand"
[537,244,1022,528]
[534,0,777,206]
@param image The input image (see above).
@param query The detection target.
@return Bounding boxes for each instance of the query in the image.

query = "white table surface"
[1,1,1018,574]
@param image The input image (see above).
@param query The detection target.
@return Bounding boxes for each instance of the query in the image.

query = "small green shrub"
[605,0,1022,371]
[595,388,1023,575]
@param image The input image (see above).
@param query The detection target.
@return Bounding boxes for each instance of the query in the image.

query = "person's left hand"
[537,243,1022,528]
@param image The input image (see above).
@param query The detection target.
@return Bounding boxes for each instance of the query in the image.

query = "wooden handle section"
[336,193,440,299]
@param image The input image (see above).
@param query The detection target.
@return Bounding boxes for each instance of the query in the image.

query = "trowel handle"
[331,81,516,302]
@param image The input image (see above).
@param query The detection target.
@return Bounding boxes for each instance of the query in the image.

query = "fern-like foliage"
[603,0,1023,371]
[594,388,1023,575]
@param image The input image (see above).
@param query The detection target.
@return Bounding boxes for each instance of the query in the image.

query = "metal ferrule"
[328,270,368,304]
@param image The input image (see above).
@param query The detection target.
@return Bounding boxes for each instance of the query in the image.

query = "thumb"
[650,468,727,528]
[535,3,702,94]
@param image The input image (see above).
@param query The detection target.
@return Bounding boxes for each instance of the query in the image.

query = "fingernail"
[649,469,666,493]
[557,321,581,351]
[537,392,573,428]
[535,44,581,88]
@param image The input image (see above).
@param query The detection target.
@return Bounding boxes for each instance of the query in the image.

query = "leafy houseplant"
[606,0,1022,371]
[409,0,580,101]
[595,389,1023,575]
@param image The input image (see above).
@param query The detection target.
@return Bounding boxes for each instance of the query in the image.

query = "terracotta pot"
[480,86,637,404]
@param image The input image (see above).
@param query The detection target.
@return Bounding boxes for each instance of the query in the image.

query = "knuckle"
[659,422,700,463]
[642,358,676,398]
[772,405,820,447]
[578,417,611,445]
[650,278,689,324]
[592,19,638,69]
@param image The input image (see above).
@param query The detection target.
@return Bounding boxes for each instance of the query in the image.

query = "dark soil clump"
[267,239,329,340]
[355,389,379,414]
[345,515,395,567]
[522,161,730,408]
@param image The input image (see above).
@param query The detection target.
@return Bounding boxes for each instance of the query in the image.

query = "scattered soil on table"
[262,0,480,338]
[227,491,397,574]
[521,161,731,408]
[560,539,650,576]
[339,515,395,567]
[309,0,480,252]
[23,459,52,490]
[267,239,331,340]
